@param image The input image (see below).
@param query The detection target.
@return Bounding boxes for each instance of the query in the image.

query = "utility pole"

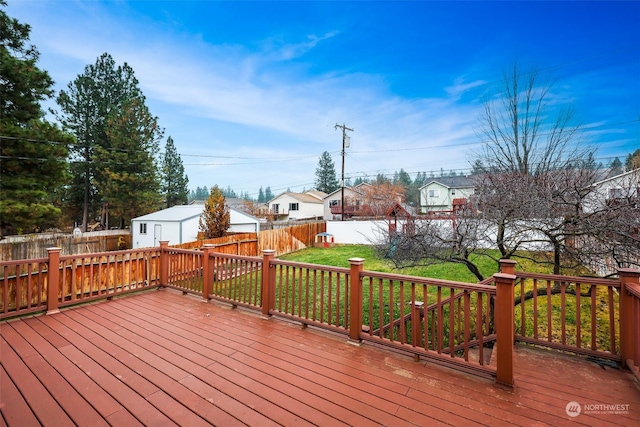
[335,123,354,221]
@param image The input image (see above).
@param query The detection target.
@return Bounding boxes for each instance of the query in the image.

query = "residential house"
[419,176,475,213]
[268,190,327,220]
[131,205,261,248]
[323,183,404,220]
[323,183,371,220]
[583,169,640,213]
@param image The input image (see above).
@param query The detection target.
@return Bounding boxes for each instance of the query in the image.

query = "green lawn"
[278,244,501,283]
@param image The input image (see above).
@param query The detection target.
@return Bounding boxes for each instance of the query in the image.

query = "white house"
[583,169,640,213]
[419,176,475,213]
[131,205,261,248]
[268,191,327,220]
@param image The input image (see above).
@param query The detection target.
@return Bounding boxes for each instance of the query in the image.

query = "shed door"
[154,224,162,246]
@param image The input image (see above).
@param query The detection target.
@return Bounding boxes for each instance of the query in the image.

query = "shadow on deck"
[1,288,639,426]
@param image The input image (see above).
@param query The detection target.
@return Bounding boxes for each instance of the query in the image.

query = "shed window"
[451,189,456,195]
[428,189,440,198]
[140,223,147,234]
[289,203,299,211]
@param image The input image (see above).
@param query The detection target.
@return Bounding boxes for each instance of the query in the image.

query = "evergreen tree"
[314,151,339,193]
[395,168,412,188]
[99,98,162,228]
[0,2,72,235]
[264,186,273,201]
[56,52,162,230]
[257,187,265,203]
[375,173,390,185]
[626,149,640,171]
[199,185,230,239]
[407,172,426,207]
[223,186,237,198]
[609,157,623,175]
[161,136,189,208]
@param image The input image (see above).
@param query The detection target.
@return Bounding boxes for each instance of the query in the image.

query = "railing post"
[493,272,516,387]
[412,301,424,361]
[499,259,517,275]
[202,244,215,301]
[348,257,365,343]
[618,268,640,371]
[159,241,169,286]
[261,250,276,317]
[46,247,61,315]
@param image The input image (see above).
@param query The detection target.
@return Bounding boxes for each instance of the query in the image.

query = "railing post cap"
[618,268,640,277]
[493,272,516,281]
[46,247,62,252]
[348,257,365,265]
[499,259,517,265]
[262,249,276,255]
[202,243,215,248]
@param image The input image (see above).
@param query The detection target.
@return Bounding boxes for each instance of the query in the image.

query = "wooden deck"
[1,289,639,427]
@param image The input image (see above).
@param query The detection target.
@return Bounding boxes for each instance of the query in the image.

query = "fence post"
[46,247,61,315]
[159,241,169,286]
[499,259,517,275]
[493,272,516,387]
[348,258,365,343]
[261,250,276,317]
[202,244,215,301]
[618,268,640,370]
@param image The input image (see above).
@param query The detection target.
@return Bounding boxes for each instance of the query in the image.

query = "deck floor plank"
[93,294,367,426]
[0,365,40,427]
[1,288,639,427]
[0,334,74,427]
[8,318,126,421]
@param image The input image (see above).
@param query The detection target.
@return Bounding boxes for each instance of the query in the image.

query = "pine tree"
[56,52,163,230]
[161,136,189,208]
[257,187,265,203]
[609,157,623,175]
[199,185,230,239]
[626,149,640,171]
[0,2,72,235]
[314,151,339,193]
[264,186,273,201]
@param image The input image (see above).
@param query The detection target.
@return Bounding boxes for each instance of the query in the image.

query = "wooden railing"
[512,271,621,359]
[0,246,160,319]
[620,268,640,382]
[2,241,639,388]
[357,269,497,379]
[268,258,351,334]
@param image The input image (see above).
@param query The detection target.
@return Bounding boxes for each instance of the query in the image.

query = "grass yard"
[278,245,619,353]
[279,244,501,282]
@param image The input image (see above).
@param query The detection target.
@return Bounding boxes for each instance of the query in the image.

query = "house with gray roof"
[419,176,475,213]
[267,190,327,220]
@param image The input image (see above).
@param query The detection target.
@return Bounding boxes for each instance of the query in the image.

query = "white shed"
[131,205,260,248]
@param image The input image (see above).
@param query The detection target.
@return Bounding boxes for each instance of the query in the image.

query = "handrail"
[2,243,639,389]
[515,271,620,287]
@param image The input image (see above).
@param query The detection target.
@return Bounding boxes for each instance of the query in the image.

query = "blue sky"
[7,0,640,197]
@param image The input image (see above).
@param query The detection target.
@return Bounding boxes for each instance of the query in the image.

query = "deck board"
[1,288,639,426]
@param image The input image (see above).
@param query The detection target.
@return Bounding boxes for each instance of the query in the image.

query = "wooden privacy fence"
[1,241,639,387]
[172,222,326,256]
[0,230,131,261]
